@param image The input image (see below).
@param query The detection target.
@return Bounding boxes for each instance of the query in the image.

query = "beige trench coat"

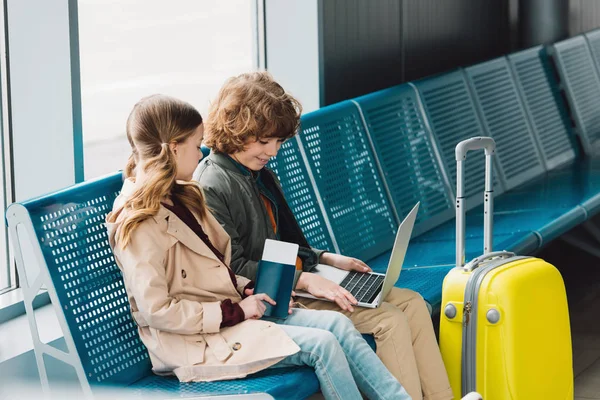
[106,179,299,382]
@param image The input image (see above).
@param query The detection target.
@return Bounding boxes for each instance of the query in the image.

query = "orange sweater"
[261,195,303,270]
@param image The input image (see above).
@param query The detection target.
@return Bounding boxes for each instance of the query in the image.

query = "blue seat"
[129,367,318,399]
[412,68,544,249]
[267,138,337,253]
[508,46,577,170]
[550,35,600,154]
[5,171,319,399]
[411,51,594,251]
[464,57,547,190]
[352,84,455,237]
[413,70,506,210]
[297,101,398,262]
[377,50,598,305]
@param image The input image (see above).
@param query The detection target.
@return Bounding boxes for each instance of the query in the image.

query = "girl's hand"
[320,253,371,273]
[239,293,276,320]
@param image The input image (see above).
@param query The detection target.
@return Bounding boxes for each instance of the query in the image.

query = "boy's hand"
[320,253,371,273]
[296,273,357,312]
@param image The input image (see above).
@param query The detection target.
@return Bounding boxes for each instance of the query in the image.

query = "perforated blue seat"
[464,57,547,190]
[551,35,600,155]
[509,46,577,169]
[297,101,398,262]
[128,366,319,399]
[352,85,454,237]
[547,33,600,220]
[412,52,596,252]
[491,161,600,244]
[6,171,319,399]
[267,138,336,253]
[413,70,505,210]
[411,70,544,251]
[374,58,582,306]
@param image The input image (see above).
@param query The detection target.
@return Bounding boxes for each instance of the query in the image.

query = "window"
[78,0,258,179]
[0,1,12,295]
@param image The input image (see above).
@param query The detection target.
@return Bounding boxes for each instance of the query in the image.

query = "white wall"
[7,0,78,201]
[265,0,322,113]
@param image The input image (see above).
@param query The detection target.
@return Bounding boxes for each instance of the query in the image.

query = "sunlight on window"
[78,0,255,179]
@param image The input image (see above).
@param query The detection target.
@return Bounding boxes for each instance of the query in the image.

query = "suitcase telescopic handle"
[455,137,496,269]
[463,251,515,272]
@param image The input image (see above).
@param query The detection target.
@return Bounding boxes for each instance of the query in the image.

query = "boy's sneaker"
[461,392,482,400]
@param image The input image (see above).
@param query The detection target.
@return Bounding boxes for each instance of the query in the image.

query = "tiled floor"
[573,316,600,399]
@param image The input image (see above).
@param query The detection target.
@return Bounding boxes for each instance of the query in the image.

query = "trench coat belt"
[130,310,233,362]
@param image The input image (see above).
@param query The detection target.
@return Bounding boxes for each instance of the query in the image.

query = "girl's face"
[231,137,284,171]
[172,124,204,181]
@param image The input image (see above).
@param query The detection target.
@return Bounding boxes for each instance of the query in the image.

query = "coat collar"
[207,152,242,174]
[207,153,277,200]
[120,178,224,263]
[208,152,264,180]
[164,213,223,263]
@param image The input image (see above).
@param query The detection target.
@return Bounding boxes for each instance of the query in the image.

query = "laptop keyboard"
[339,271,385,304]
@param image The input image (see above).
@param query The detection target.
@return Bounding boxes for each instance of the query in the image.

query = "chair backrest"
[298,101,397,262]
[585,29,600,85]
[267,138,337,253]
[7,172,151,388]
[413,70,504,210]
[464,57,546,190]
[550,35,600,154]
[352,85,454,237]
[508,46,577,170]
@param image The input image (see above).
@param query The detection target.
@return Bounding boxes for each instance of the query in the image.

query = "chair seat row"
[8,29,600,399]
[270,31,600,308]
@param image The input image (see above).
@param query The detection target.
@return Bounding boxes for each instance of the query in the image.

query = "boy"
[194,72,454,400]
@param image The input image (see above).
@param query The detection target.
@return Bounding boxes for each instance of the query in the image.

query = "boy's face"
[231,137,284,171]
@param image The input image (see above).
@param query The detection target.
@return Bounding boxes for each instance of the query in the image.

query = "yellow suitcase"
[440,138,573,399]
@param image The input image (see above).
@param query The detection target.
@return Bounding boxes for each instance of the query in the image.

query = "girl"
[106,94,411,399]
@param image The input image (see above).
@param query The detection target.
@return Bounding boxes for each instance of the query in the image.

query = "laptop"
[295,202,420,309]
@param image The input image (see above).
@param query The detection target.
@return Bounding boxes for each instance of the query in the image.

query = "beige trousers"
[298,287,454,400]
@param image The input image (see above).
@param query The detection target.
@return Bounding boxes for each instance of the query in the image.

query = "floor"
[530,232,600,399]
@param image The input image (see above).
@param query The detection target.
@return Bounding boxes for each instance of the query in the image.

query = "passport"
[253,239,298,319]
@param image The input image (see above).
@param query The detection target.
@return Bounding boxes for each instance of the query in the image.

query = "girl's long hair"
[108,94,206,248]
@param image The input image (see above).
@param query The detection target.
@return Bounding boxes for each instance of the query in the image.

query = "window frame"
[0,0,14,296]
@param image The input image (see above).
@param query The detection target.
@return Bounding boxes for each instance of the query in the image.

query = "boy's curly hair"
[204,72,302,154]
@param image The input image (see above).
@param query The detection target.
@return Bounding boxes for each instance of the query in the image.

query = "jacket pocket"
[183,335,207,365]
[203,332,234,362]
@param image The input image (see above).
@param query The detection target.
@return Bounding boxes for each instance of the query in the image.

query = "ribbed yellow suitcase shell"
[440,257,573,399]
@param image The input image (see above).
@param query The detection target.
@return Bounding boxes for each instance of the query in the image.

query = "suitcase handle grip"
[455,137,496,268]
[463,251,515,272]
[455,137,496,161]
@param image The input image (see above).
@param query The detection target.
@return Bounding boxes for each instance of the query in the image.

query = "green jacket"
[194,152,325,288]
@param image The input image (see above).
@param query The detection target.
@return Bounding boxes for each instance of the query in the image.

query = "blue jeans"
[268,308,411,400]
